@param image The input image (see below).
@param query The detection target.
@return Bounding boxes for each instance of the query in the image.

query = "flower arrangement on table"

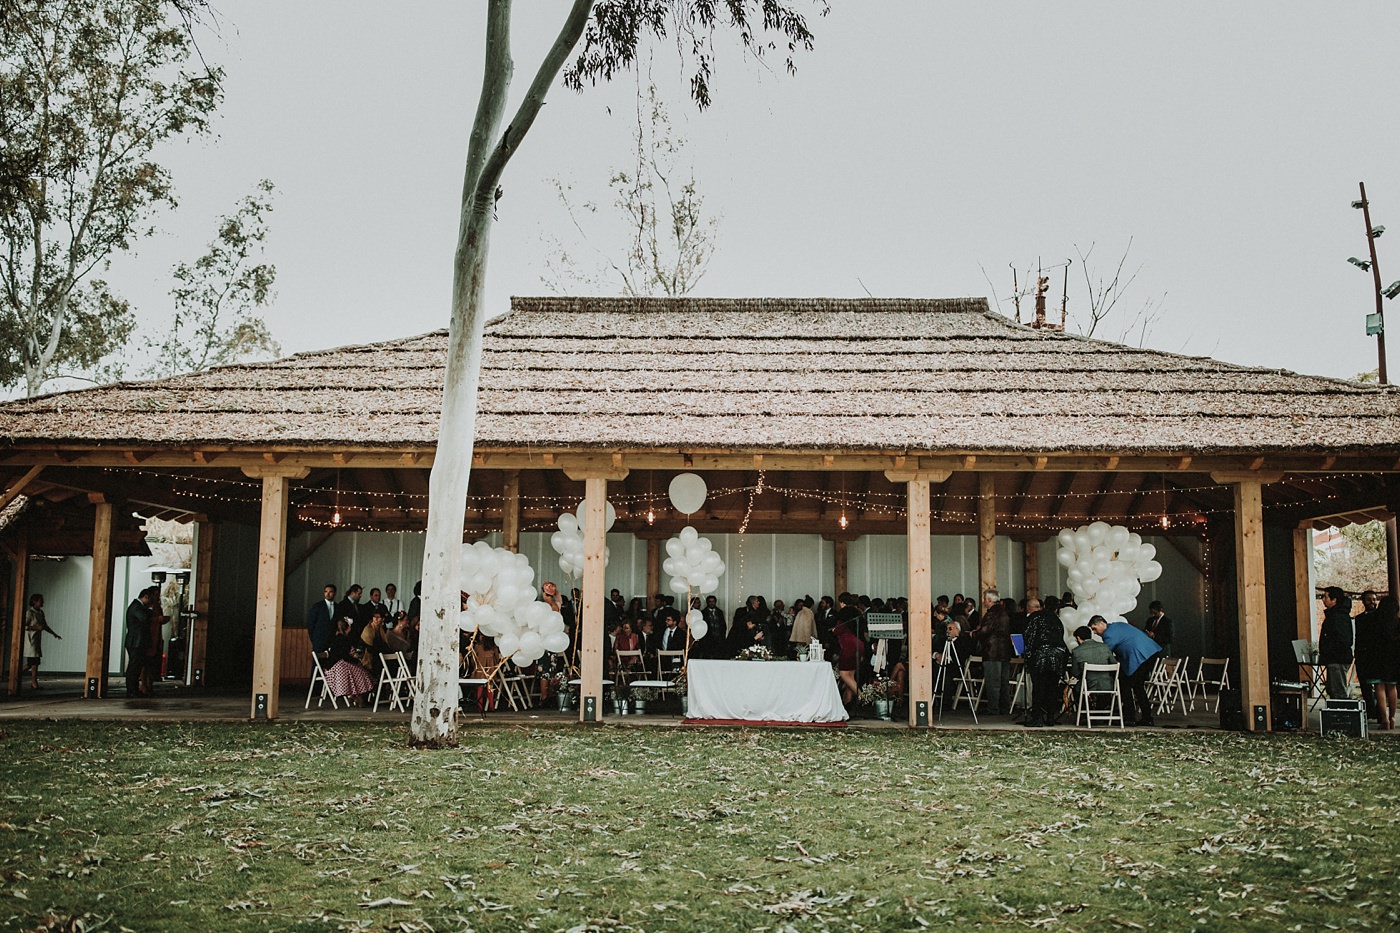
[858,677,895,705]
[546,671,574,696]
[736,645,774,661]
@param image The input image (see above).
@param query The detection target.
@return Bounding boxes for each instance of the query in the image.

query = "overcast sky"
[101,1,1400,383]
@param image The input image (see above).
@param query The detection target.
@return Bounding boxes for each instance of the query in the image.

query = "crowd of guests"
[1319,586,1400,731]
[306,581,421,705]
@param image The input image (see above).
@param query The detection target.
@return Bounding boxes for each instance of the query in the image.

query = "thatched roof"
[3,296,1397,454]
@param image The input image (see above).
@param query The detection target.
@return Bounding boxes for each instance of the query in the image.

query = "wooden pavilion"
[3,296,1399,729]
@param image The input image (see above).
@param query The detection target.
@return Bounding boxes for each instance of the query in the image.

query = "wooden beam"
[285,528,338,580]
[0,464,43,512]
[1014,470,1038,519]
[85,501,116,698]
[1228,479,1270,732]
[6,530,29,696]
[1158,534,1206,577]
[905,478,933,727]
[1051,472,1078,519]
[646,538,661,608]
[250,474,291,719]
[1293,524,1313,644]
[190,520,215,687]
[579,476,608,723]
[833,539,849,598]
[977,473,997,596]
[501,469,521,553]
[1023,538,1042,601]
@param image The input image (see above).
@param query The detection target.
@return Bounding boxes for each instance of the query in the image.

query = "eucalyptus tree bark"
[408,0,820,746]
[411,0,594,746]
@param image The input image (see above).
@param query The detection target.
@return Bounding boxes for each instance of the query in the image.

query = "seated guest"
[1071,625,1118,707]
[385,613,413,656]
[325,617,374,705]
[360,609,392,675]
[613,621,641,671]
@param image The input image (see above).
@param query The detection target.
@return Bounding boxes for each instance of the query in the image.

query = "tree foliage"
[1315,521,1388,594]
[0,0,222,396]
[544,80,717,297]
[410,0,823,747]
[148,180,278,378]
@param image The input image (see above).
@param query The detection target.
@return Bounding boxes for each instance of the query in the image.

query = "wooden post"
[85,499,116,698]
[977,473,997,597]
[645,537,661,609]
[6,530,29,696]
[1023,538,1042,602]
[906,478,933,727]
[1213,472,1279,732]
[1387,518,1399,602]
[833,539,849,597]
[887,469,951,728]
[566,466,626,723]
[244,466,308,719]
[501,469,521,553]
[1293,523,1314,643]
[190,520,215,687]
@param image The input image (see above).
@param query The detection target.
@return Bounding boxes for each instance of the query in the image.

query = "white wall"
[24,555,148,674]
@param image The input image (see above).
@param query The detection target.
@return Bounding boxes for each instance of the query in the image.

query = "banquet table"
[687,659,849,723]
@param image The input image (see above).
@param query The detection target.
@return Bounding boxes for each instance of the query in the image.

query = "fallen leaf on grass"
[360,896,413,908]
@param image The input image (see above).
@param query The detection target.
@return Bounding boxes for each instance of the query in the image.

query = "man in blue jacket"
[1090,614,1163,726]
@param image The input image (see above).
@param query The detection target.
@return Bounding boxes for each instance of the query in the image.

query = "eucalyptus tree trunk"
[411,0,594,746]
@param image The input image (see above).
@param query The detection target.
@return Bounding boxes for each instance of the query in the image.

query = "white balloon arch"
[1054,521,1163,631]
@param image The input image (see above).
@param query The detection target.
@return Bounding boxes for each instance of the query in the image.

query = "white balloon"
[1139,543,1157,562]
[1056,549,1076,568]
[679,525,699,545]
[686,608,703,625]
[689,618,708,640]
[1088,521,1111,545]
[669,473,708,514]
[1057,528,1076,550]
[542,630,570,654]
[518,630,543,655]
[558,554,573,574]
[557,513,577,534]
[1072,531,1091,553]
[669,575,690,595]
[1140,561,1163,583]
[665,538,685,558]
[700,575,719,593]
[459,609,478,632]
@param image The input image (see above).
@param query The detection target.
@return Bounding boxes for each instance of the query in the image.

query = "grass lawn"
[1,722,1397,931]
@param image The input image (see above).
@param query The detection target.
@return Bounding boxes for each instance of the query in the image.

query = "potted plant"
[859,677,896,720]
[547,672,573,711]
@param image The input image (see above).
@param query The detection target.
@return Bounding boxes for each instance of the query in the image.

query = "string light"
[331,469,342,525]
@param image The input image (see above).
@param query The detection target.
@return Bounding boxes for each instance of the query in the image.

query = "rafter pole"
[190,520,215,687]
[1213,474,1271,732]
[0,465,44,512]
[977,473,997,597]
[501,469,521,552]
[1293,522,1314,644]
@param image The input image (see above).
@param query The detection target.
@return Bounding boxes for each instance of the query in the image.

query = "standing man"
[307,583,337,656]
[976,589,1011,716]
[1090,614,1163,726]
[1318,586,1355,700]
[383,583,404,618]
[124,587,156,696]
[22,594,61,691]
[364,587,388,623]
[1144,600,1174,657]
[1022,599,1068,726]
[338,584,366,639]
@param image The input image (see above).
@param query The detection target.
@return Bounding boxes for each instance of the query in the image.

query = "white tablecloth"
[687,659,849,723]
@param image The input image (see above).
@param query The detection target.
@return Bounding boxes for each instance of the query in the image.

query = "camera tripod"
[931,637,980,725]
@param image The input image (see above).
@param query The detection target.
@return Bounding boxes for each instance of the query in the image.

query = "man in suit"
[339,584,366,639]
[364,587,389,625]
[1090,614,1163,726]
[1144,600,1173,657]
[124,587,156,696]
[307,583,337,655]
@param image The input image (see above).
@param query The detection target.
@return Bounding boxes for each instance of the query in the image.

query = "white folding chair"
[1191,657,1230,712]
[373,651,415,712]
[614,649,644,687]
[953,655,986,710]
[305,653,338,710]
[1008,659,1029,713]
[499,663,531,711]
[1077,662,1124,727]
[1148,657,1189,717]
[657,649,686,680]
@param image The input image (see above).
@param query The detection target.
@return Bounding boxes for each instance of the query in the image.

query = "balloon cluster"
[1055,522,1163,629]
[458,540,569,666]
[549,501,615,577]
[664,526,724,598]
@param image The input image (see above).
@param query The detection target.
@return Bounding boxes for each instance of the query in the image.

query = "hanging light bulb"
[331,468,342,525]
[839,512,849,530]
[646,508,655,525]
[1160,514,1170,529]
